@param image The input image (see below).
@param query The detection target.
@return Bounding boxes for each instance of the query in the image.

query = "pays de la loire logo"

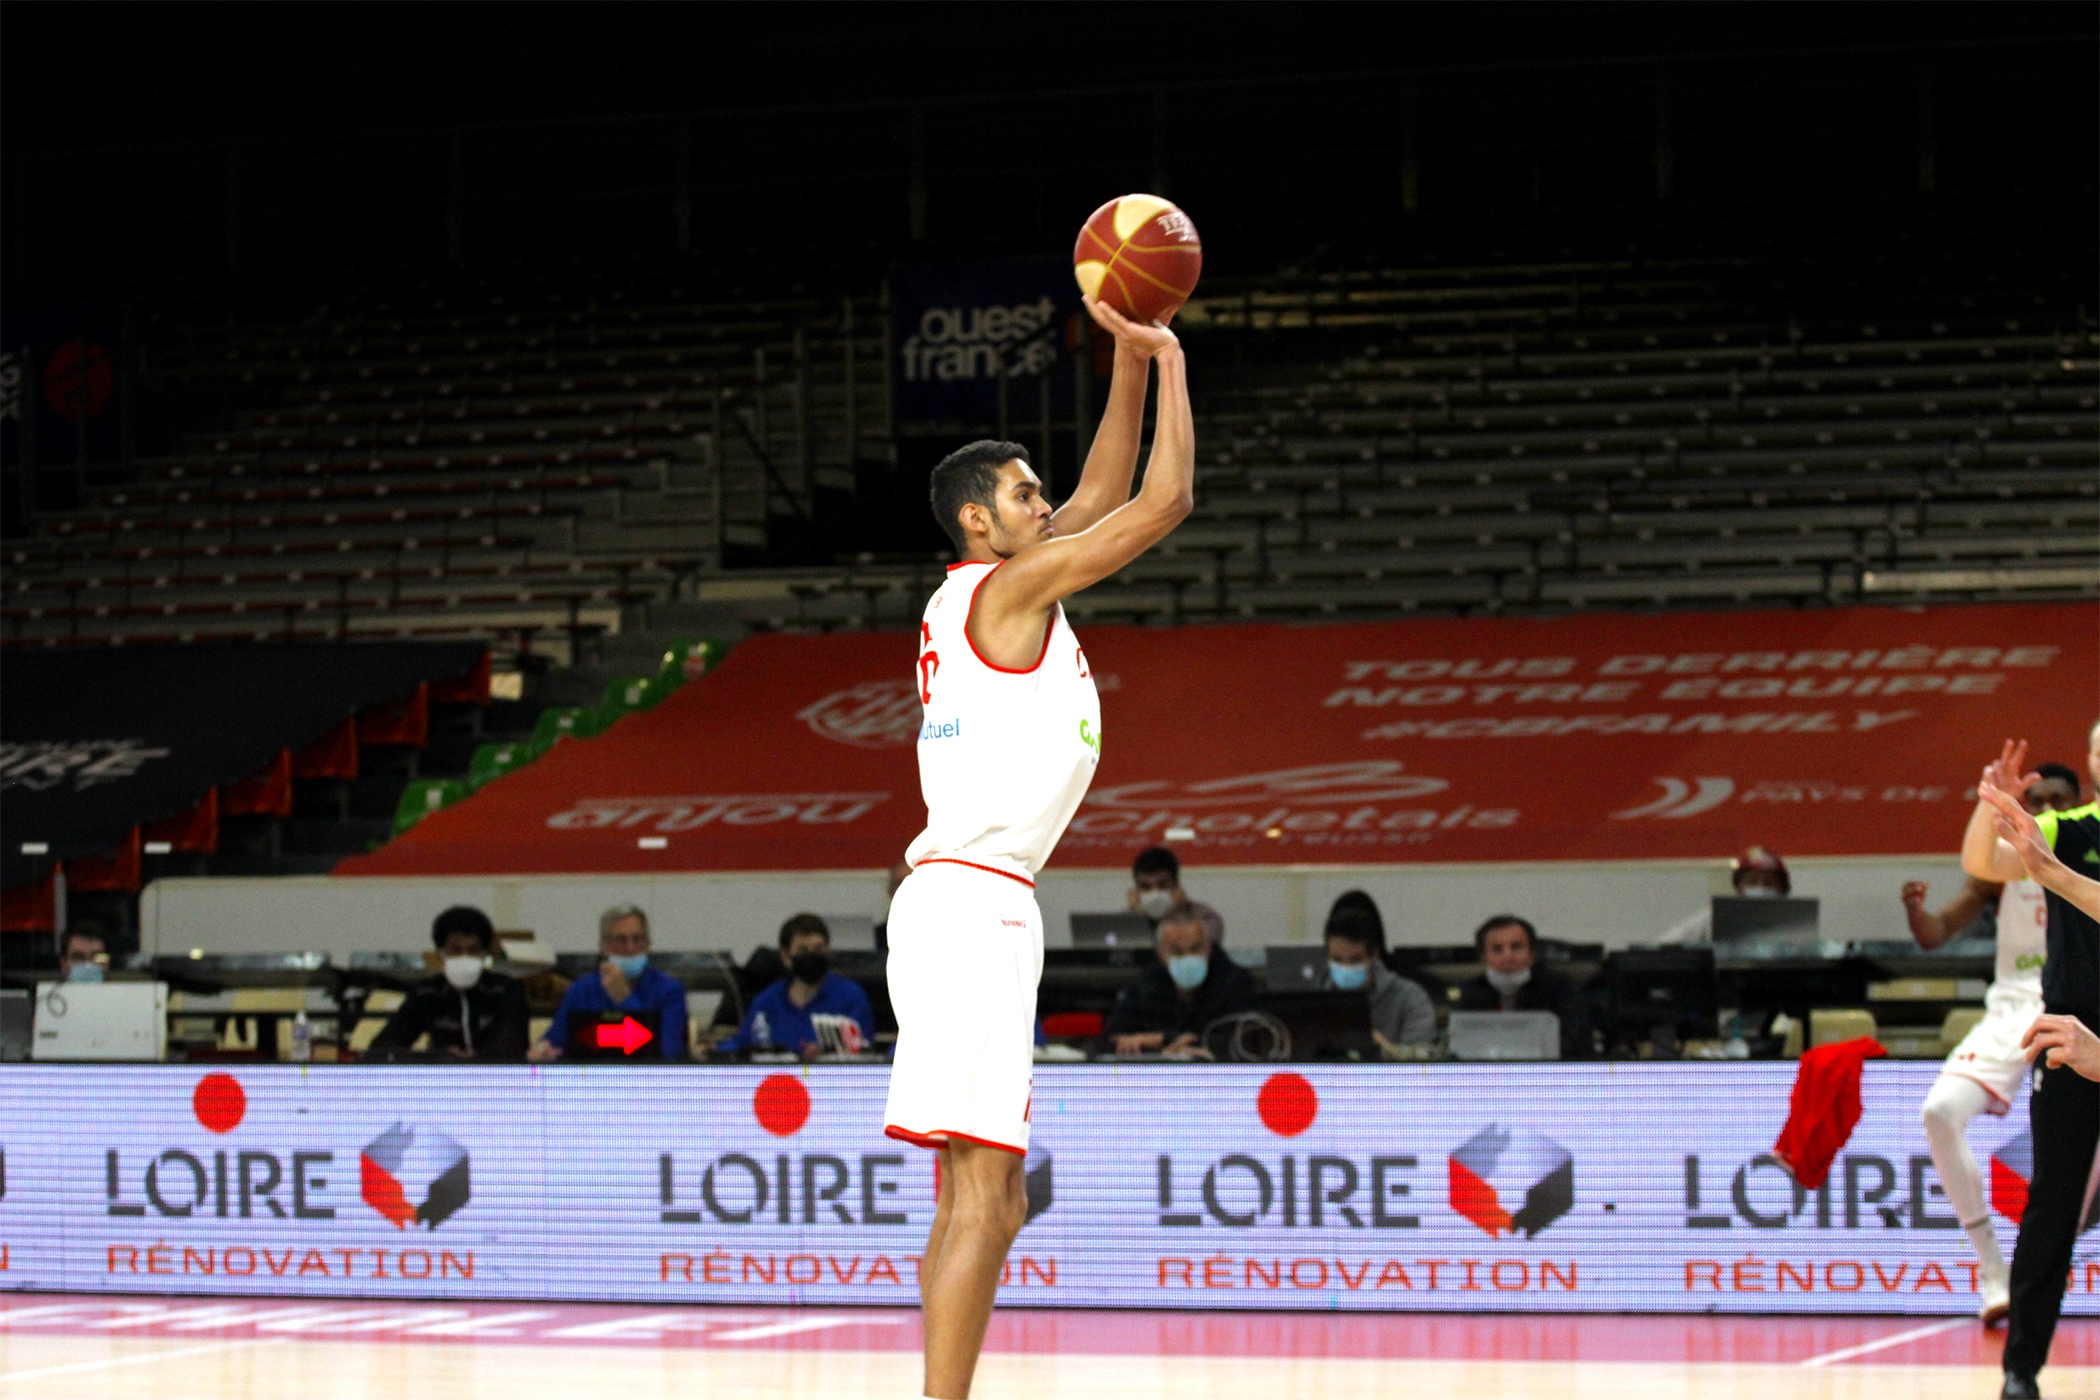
[798,679,923,749]
[1448,1125,1574,1239]
[1612,777,1735,820]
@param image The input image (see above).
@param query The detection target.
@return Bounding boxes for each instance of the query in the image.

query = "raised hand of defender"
[1084,294,1179,358]
[1980,739,2041,804]
[1980,780,2058,881]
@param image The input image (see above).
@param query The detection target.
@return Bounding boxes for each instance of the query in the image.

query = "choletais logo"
[1448,1125,1574,1239]
[798,679,923,749]
[360,1124,472,1230]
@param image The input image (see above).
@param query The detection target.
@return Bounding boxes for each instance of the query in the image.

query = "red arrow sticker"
[595,1016,654,1055]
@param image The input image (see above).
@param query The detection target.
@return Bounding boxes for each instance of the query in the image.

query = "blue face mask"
[67,962,106,984]
[1327,960,1369,991]
[1166,954,1209,990]
[609,953,649,980]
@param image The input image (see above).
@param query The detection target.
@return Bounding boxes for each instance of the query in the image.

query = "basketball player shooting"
[883,294,1191,1399]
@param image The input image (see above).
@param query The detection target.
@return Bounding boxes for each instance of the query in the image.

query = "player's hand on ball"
[2022,1013,2100,1082]
[1084,295,1179,358]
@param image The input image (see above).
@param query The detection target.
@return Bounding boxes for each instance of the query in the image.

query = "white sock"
[1965,1217,2005,1277]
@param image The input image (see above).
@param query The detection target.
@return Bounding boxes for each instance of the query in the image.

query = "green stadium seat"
[528,706,602,755]
[391,778,466,837]
[466,741,530,790]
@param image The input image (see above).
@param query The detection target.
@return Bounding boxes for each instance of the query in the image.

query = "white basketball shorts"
[1938,999,2044,1113]
[883,859,1043,1157]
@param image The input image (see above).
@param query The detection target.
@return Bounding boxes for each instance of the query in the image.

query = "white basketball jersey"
[905,561,1101,881]
[1988,877,2048,1014]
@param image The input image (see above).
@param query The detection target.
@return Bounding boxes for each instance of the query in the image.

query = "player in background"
[884,293,1191,1400]
[1910,761,2084,1326]
[1963,725,2100,1400]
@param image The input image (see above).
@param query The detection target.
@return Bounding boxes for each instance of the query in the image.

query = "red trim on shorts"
[885,1123,1027,1158]
[915,857,1035,888]
[962,560,1055,675]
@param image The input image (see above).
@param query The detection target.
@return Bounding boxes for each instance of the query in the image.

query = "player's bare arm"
[1047,297,1160,536]
[1961,740,2041,883]
[969,303,1193,669]
[1902,876,1999,951]
[1980,779,2100,922]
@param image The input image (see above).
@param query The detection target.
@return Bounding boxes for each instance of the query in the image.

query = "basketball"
[1073,193,1203,325]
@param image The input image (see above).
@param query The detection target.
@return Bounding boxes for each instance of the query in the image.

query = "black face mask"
[790,951,830,984]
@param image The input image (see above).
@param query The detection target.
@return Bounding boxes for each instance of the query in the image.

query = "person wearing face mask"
[529,903,687,1062]
[1453,914,1591,1059]
[1126,846,1226,945]
[58,924,111,982]
[1318,904,1435,1051]
[715,914,876,1059]
[1104,903,1257,1056]
[1654,846,1793,945]
[367,906,530,1062]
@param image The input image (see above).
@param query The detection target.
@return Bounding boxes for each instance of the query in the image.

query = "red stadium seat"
[221,750,294,818]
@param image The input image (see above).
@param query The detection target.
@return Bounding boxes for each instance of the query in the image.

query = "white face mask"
[1136,888,1177,920]
[1739,885,1781,899]
[443,956,486,990]
[1484,966,1531,995]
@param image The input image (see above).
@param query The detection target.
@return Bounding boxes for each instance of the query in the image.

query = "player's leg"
[920,1145,954,1314]
[921,1136,1027,1399]
[2004,1061,2100,1387]
[1920,1073,2010,1321]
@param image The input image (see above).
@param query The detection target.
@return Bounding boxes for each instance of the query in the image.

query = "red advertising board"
[337,601,2098,876]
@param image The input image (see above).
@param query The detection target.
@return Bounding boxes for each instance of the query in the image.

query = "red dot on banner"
[1257,1072,1317,1137]
[193,1073,246,1133]
[753,1074,811,1136]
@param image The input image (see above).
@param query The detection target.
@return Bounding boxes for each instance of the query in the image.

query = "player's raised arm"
[976,303,1193,629]
[1962,740,2040,883]
[1049,298,1158,536]
[1980,779,2100,921]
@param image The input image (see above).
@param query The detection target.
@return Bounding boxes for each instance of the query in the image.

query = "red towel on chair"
[1772,1036,1886,1189]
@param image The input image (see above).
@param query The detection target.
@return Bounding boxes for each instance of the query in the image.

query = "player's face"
[2025,777,2079,814]
[984,460,1054,556]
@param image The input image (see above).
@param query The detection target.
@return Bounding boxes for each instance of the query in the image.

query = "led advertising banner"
[2,1064,2093,1314]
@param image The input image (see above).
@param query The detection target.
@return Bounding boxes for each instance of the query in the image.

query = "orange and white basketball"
[1072,194,1202,325]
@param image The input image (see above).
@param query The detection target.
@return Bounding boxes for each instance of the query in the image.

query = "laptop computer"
[1069,912,1153,949]
[1710,896,1822,957]
[1446,1009,1560,1062]
[32,981,168,1062]
[1264,946,1327,992]
[566,1008,666,1060]
[1249,990,1374,1060]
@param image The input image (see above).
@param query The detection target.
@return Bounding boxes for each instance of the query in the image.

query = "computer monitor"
[1710,896,1822,956]
[31,982,168,1062]
[1446,1010,1561,1062]
[0,989,29,1062]
[1264,946,1327,992]
[1069,912,1153,949]
[1607,946,1718,1049]
[1244,991,1374,1061]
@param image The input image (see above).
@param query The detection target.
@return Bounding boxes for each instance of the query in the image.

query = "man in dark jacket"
[1105,903,1257,1055]
[1453,914,1590,1059]
[367,906,530,1061]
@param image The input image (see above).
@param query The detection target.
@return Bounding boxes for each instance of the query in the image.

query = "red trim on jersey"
[945,560,986,572]
[962,560,1055,675]
[884,1123,1027,1158]
[914,857,1035,888]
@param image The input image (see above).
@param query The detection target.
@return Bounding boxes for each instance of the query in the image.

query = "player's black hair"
[929,439,1030,553]
[1132,845,1180,882]
[778,912,831,949]
[1324,890,1386,954]
[432,905,496,952]
[2035,762,2084,798]
[1472,913,1537,953]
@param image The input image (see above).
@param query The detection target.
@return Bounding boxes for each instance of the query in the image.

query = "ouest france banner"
[2,1063,2093,1315]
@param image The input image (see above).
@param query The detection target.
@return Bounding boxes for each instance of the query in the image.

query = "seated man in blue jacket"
[717,913,876,1058]
[529,904,687,1061]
